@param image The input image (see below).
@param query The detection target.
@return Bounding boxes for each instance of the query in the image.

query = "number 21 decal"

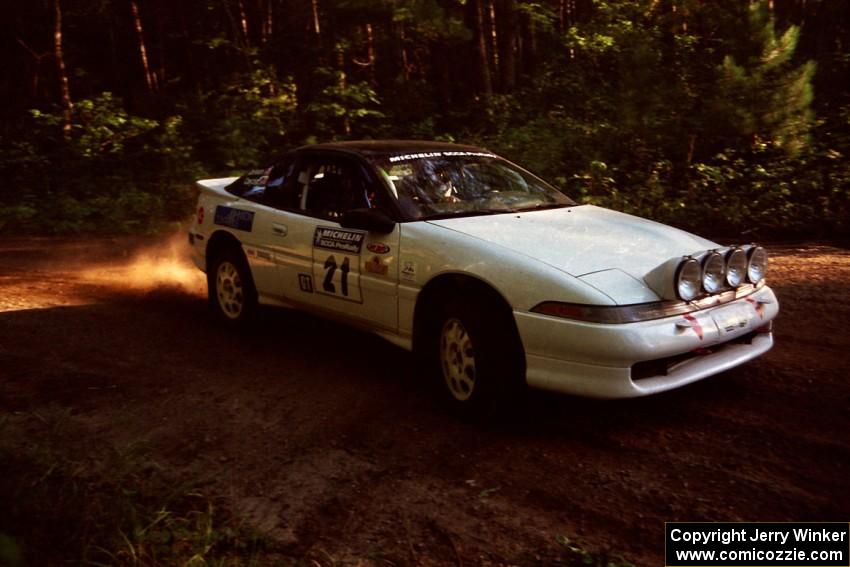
[322,255,350,296]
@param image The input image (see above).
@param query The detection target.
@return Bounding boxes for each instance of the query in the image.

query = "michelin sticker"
[388,151,497,163]
[214,206,254,232]
[313,227,365,254]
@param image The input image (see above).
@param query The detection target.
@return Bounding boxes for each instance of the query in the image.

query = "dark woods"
[1,0,848,236]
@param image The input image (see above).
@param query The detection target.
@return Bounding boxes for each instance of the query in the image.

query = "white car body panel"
[190,148,778,399]
[426,205,717,277]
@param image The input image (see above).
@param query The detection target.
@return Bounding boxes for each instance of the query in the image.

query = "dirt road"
[1,235,848,565]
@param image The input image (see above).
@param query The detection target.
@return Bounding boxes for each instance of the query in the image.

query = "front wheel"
[431,296,525,413]
[208,246,257,327]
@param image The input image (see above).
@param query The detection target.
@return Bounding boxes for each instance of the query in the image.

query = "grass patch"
[0,409,283,566]
[554,534,637,567]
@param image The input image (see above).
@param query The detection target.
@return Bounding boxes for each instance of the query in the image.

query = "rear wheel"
[208,246,257,327]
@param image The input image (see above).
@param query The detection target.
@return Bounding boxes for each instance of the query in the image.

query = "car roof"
[296,139,492,158]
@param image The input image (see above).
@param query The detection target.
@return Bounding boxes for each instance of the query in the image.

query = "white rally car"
[189,141,778,409]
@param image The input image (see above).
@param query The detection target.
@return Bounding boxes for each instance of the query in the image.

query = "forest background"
[1,0,848,237]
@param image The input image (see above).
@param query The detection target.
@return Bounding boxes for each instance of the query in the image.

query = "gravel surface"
[1,235,848,565]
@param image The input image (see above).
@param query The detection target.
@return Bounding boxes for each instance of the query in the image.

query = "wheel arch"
[412,273,526,368]
[205,230,244,271]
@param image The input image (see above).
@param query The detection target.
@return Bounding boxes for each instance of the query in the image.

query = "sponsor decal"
[401,261,416,281]
[298,274,314,293]
[745,297,765,319]
[366,242,391,255]
[365,256,389,275]
[683,313,703,340]
[388,151,497,163]
[313,227,365,254]
[244,167,272,186]
[214,206,254,232]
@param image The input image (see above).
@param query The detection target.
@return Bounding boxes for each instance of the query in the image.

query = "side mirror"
[340,208,396,234]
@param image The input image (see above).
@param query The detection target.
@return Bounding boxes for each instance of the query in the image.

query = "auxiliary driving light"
[747,245,768,283]
[676,257,702,301]
[725,247,747,287]
[701,251,726,294]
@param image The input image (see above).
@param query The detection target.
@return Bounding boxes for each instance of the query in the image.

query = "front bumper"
[515,285,779,398]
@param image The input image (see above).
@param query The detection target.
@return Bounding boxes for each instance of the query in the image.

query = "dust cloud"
[78,232,206,295]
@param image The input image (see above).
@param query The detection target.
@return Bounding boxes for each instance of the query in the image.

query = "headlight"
[676,257,702,301]
[747,245,768,283]
[725,247,747,287]
[701,251,726,293]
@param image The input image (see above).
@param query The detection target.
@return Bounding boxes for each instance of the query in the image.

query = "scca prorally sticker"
[313,227,365,254]
[214,206,254,232]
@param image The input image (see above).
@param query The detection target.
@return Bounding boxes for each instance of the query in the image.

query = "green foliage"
[189,67,298,168]
[1,0,847,237]
[711,8,815,156]
[306,63,384,139]
[0,413,274,565]
[0,93,199,234]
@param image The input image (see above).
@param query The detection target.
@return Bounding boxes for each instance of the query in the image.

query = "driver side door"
[274,153,401,332]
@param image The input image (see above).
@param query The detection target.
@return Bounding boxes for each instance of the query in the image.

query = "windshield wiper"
[422,209,511,221]
[516,203,576,212]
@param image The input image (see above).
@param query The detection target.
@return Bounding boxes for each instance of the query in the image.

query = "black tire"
[208,245,258,328]
[429,294,525,414]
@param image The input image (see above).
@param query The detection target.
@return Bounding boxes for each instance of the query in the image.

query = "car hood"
[426,205,716,280]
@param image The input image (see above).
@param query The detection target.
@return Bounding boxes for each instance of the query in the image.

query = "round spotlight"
[702,251,726,294]
[725,247,747,287]
[676,257,702,301]
[747,246,768,283]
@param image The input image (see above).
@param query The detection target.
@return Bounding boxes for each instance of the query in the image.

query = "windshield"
[369,153,576,220]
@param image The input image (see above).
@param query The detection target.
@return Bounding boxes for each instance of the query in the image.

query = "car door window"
[234,155,298,209]
[295,158,375,220]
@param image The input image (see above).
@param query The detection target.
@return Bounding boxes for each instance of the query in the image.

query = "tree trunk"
[53,0,73,138]
[16,38,48,99]
[521,9,537,73]
[310,0,321,40]
[156,1,166,88]
[265,0,273,41]
[398,23,410,82]
[238,0,250,43]
[472,0,493,97]
[130,0,157,92]
[488,0,499,88]
[337,48,351,136]
[496,0,516,92]
[364,23,376,84]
